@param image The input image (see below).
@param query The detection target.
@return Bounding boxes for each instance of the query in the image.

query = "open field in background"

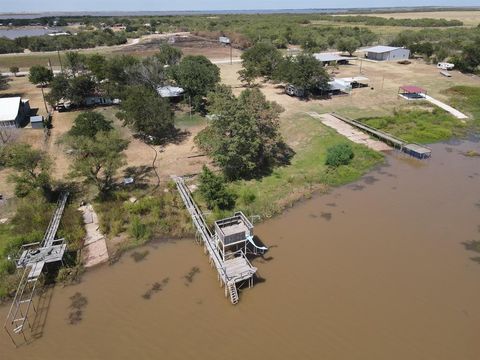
[344,11,480,27]
[0,33,241,72]
[309,21,414,43]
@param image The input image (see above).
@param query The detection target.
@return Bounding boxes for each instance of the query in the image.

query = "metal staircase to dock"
[227,282,239,304]
[4,192,69,344]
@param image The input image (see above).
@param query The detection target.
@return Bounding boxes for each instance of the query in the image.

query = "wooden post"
[40,86,49,114]
[47,58,53,73]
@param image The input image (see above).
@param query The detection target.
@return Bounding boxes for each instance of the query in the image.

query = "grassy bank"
[357,86,480,144]
[202,113,384,220]
[94,186,193,258]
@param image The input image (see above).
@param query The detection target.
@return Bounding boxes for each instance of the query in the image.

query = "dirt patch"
[114,33,242,60]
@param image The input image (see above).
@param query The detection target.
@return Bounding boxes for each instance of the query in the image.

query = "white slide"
[247,236,268,251]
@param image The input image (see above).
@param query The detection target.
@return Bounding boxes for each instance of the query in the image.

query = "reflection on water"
[1,140,480,360]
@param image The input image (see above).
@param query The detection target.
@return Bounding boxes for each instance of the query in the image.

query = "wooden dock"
[330,113,432,159]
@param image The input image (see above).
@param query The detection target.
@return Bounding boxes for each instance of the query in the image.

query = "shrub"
[325,143,354,167]
[238,187,256,205]
[129,216,150,242]
[198,166,236,210]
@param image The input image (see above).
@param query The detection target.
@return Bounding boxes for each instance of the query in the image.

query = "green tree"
[117,86,175,143]
[155,44,183,66]
[458,38,480,72]
[200,86,290,180]
[45,74,70,105]
[69,111,113,138]
[0,74,7,90]
[1,143,52,197]
[104,55,138,85]
[28,65,53,86]
[171,55,220,111]
[336,37,361,56]
[237,66,257,87]
[85,53,107,80]
[275,54,330,95]
[64,51,86,76]
[68,75,96,104]
[325,143,354,167]
[198,166,236,210]
[241,42,282,79]
[9,66,19,77]
[63,131,129,194]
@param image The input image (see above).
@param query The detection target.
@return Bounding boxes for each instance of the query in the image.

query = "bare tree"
[0,128,19,147]
[125,57,168,90]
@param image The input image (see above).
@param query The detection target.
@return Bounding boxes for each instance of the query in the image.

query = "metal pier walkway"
[330,113,432,159]
[4,192,69,344]
[172,176,256,304]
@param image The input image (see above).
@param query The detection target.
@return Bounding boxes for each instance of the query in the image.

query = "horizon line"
[1,5,480,16]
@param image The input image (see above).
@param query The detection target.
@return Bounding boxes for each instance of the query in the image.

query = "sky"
[1,0,479,13]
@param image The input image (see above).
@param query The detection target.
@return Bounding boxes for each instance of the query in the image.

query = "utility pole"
[230,44,232,65]
[40,85,48,114]
[47,58,53,73]
[57,49,63,73]
[359,58,363,74]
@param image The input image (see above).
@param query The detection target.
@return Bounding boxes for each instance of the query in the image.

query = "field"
[0,33,241,72]
[348,11,480,26]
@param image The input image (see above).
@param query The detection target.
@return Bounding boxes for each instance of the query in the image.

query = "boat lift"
[4,192,69,346]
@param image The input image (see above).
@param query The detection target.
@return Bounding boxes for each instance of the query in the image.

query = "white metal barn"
[363,46,410,61]
[0,97,30,128]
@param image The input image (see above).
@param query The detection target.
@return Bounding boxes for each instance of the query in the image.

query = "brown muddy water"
[2,139,480,360]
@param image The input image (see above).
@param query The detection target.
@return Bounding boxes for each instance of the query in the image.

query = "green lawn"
[219,114,384,220]
[357,86,480,144]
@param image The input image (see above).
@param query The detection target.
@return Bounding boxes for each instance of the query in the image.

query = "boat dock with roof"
[172,176,266,304]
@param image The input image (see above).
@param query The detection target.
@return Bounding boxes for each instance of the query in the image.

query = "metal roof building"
[362,46,410,61]
[313,52,352,64]
[0,97,30,128]
[156,86,185,98]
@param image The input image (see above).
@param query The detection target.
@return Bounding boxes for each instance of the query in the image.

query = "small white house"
[363,46,410,61]
[0,97,30,128]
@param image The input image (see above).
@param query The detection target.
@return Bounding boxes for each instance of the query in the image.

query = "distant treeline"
[0,17,68,27]
[0,30,126,54]
[320,15,464,27]
[391,27,480,72]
